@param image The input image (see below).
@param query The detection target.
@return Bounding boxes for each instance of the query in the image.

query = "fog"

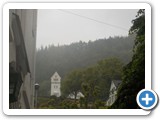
[36,9,138,48]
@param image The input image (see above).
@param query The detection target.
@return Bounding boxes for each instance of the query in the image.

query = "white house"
[106,80,121,106]
[9,9,37,109]
[68,92,84,100]
[51,72,61,97]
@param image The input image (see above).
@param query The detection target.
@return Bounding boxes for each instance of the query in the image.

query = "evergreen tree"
[111,9,145,109]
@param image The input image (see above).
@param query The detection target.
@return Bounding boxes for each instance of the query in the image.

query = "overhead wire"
[58,9,128,32]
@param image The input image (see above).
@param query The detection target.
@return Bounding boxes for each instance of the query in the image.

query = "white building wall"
[51,72,61,97]
[51,83,61,97]
[9,9,37,108]
[22,10,37,109]
[106,81,117,106]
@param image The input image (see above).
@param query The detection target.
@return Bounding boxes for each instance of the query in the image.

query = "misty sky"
[36,9,138,48]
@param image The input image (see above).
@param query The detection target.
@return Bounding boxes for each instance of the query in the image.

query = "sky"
[36,9,138,48]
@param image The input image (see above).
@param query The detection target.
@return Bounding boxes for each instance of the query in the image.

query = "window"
[54,79,58,81]
[54,86,58,89]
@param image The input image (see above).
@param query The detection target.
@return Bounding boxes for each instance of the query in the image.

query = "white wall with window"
[50,72,61,97]
[106,80,121,106]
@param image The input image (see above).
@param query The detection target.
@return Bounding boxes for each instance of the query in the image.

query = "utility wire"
[58,9,128,32]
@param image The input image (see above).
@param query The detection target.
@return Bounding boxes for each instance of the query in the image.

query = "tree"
[81,83,90,108]
[61,70,82,102]
[96,58,123,101]
[111,9,145,109]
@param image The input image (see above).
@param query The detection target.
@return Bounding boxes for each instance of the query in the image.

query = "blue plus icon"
[137,89,158,110]
[139,91,155,107]
[142,93,153,105]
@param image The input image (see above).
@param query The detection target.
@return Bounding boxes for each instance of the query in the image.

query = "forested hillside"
[35,35,135,96]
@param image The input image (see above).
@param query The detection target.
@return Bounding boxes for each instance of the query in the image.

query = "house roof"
[68,92,84,99]
[112,80,122,88]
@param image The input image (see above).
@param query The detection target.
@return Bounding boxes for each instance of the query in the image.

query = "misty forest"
[35,9,145,109]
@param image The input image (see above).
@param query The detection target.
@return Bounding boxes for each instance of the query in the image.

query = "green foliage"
[96,58,123,101]
[60,99,78,109]
[62,57,123,108]
[35,36,135,97]
[38,57,123,109]
[61,70,82,101]
[38,96,79,109]
[129,9,145,36]
[81,83,90,108]
[111,9,145,109]
[94,100,106,109]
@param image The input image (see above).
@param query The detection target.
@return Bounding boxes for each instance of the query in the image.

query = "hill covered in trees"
[35,35,135,97]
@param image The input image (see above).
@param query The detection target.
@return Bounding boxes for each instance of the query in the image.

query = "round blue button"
[137,89,158,110]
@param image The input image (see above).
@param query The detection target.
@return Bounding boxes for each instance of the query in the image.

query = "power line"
[58,9,128,32]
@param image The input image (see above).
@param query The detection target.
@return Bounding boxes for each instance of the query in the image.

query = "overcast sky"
[36,9,138,48]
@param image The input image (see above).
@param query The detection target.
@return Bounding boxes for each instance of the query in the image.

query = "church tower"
[50,72,61,97]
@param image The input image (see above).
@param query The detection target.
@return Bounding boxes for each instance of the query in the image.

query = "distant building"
[9,9,37,108]
[106,80,121,106]
[68,92,84,100]
[51,72,61,97]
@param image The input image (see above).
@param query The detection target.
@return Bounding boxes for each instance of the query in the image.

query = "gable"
[109,80,121,91]
[51,72,61,82]
[112,80,121,88]
[110,81,116,91]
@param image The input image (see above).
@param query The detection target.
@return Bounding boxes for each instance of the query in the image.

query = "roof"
[68,92,84,99]
[51,72,61,79]
[112,80,122,88]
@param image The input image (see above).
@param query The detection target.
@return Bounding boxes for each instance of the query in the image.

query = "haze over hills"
[35,35,135,96]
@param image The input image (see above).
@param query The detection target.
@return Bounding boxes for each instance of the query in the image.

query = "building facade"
[9,9,37,109]
[106,80,121,106]
[51,72,61,97]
